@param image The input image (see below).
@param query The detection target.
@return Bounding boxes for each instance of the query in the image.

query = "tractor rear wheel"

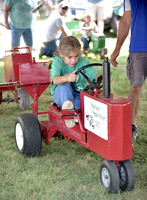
[15,113,42,157]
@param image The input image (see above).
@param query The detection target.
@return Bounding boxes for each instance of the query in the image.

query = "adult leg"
[128,86,143,142]
[127,53,147,125]
[97,19,104,34]
[86,2,97,23]
[126,52,147,142]
[43,40,57,57]
[10,24,22,50]
[113,13,121,35]
[96,1,106,34]
[115,20,120,35]
[23,28,33,52]
[128,86,143,126]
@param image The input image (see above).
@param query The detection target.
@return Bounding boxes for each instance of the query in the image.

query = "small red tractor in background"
[0,47,49,111]
[1,48,135,193]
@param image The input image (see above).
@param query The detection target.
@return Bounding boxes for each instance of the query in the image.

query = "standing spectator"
[4,0,39,52]
[110,0,147,142]
[112,0,124,35]
[81,15,99,54]
[39,1,68,58]
[86,0,106,34]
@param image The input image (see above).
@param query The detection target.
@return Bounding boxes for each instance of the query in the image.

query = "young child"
[81,15,99,54]
[50,36,100,128]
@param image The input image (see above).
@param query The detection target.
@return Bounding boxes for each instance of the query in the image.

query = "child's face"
[61,51,80,67]
[85,16,91,24]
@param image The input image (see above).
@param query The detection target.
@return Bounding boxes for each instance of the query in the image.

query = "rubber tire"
[18,87,30,110]
[15,113,42,157]
[119,160,135,191]
[100,160,120,193]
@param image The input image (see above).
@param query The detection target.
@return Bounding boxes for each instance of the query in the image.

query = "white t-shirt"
[43,10,64,42]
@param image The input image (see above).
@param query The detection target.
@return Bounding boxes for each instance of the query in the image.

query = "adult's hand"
[5,22,10,30]
[110,49,120,67]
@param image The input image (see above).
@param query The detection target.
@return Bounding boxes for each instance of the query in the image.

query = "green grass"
[0,37,147,200]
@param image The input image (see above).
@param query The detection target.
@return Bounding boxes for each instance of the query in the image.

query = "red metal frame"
[0,47,50,113]
[80,90,132,160]
[0,48,133,164]
[40,89,132,161]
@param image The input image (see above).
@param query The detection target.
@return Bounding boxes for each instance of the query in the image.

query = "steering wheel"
[71,63,103,93]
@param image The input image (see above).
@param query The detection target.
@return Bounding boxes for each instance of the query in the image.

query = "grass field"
[0,31,147,200]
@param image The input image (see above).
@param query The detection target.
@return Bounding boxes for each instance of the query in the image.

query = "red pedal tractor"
[14,57,135,194]
[0,47,49,110]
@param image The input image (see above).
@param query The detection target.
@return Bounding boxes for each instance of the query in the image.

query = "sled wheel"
[119,160,135,191]
[18,87,30,110]
[100,160,120,193]
[15,113,42,157]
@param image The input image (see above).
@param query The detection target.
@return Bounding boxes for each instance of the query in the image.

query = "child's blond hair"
[56,36,81,56]
[47,36,81,69]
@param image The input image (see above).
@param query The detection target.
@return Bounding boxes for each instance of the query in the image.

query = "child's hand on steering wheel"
[67,71,77,82]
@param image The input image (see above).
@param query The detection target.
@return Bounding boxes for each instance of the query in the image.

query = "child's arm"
[52,71,77,85]
[81,26,93,31]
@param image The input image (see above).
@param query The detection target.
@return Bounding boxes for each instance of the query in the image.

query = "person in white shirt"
[39,1,68,58]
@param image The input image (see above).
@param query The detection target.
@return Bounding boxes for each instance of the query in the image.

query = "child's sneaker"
[62,100,75,128]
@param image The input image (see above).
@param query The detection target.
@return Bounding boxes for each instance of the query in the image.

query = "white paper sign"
[84,96,108,140]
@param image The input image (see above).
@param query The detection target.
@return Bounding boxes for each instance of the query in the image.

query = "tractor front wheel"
[119,159,135,191]
[100,160,120,193]
[15,113,42,157]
